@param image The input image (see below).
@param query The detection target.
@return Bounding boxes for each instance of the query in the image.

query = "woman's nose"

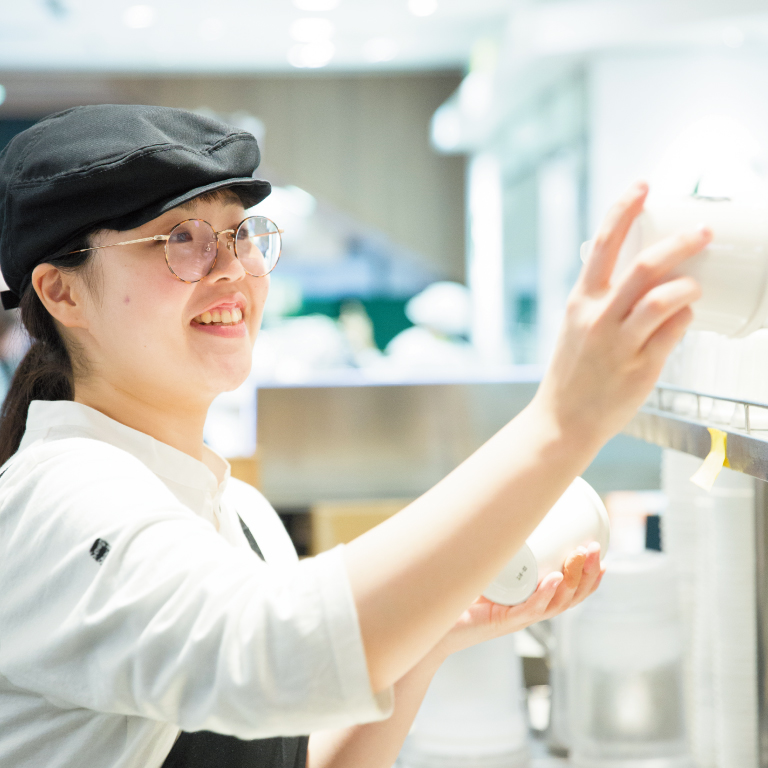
[208,233,245,280]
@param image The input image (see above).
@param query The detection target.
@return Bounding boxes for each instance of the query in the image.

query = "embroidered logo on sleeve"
[90,538,111,564]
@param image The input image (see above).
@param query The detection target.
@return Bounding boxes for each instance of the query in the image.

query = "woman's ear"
[31,263,89,329]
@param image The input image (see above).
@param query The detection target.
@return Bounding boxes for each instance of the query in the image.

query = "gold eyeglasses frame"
[66,215,284,283]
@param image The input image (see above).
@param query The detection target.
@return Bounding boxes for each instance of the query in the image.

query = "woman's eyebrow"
[142,213,184,233]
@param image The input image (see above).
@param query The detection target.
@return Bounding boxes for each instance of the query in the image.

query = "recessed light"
[288,41,335,68]
[291,17,334,43]
[122,4,155,29]
[408,0,437,17]
[293,0,340,9]
[722,26,745,48]
[363,38,398,63]
[198,17,225,40]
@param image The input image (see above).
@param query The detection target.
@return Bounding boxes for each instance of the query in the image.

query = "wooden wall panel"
[126,73,467,279]
[0,71,465,279]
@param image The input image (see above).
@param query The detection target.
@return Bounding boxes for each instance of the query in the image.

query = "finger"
[622,275,702,350]
[520,571,564,617]
[563,547,587,589]
[580,181,648,294]
[591,565,606,595]
[608,227,711,321]
[583,567,606,601]
[640,305,695,371]
[544,549,586,615]
[488,573,563,632]
[572,542,602,604]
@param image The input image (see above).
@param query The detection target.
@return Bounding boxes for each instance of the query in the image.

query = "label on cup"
[482,544,538,606]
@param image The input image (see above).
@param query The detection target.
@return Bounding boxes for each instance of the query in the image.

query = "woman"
[0,105,709,768]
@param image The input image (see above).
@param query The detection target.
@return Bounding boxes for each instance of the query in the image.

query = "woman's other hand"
[533,181,711,452]
[431,542,604,661]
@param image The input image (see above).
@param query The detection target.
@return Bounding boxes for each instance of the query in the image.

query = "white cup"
[482,477,610,606]
[606,195,768,338]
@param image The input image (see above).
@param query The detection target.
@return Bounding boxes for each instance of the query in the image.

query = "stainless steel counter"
[255,370,663,506]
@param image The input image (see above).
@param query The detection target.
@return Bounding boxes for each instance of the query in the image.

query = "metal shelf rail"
[623,383,768,767]
[625,383,768,481]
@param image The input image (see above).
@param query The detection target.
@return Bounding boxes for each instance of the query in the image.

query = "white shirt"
[0,400,392,768]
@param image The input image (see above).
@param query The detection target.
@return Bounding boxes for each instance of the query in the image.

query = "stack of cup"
[401,634,529,768]
[567,551,692,768]
[662,449,716,768]
[662,452,759,768]
[696,469,758,768]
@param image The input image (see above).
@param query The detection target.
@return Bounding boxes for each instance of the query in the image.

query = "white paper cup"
[482,478,610,606]
[612,195,768,338]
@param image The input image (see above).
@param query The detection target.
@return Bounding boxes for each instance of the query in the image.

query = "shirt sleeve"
[0,439,393,738]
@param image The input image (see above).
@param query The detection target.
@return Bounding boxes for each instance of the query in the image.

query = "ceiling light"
[198,17,225,40]
[408,0,437,17]
[122,5,155,29]
[722,26,745,49]
[288,41,335,68]
[293,0,340,10]
[0,85,5,107]
[363,38,398,63]
[290,17,334,43]
[431,104,462,153]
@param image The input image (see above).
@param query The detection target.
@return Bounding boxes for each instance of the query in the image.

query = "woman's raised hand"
[346,182,710,694]
[533,182,711,450]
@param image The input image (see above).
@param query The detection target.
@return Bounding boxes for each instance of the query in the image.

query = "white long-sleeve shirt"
[0,400,392,768]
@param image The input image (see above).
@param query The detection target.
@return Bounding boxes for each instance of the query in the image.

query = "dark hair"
[0,236,96,465]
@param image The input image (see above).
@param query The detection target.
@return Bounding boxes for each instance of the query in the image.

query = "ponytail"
[0,236,95,465]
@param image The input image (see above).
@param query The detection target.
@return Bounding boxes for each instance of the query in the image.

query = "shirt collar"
[20,400,230,499]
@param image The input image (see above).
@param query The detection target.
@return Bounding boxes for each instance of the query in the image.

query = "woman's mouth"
[191,306,247,338]
[192,307,243,325]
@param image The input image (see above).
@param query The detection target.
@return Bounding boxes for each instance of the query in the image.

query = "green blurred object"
[298,297,413,351]
[0,120,36,152]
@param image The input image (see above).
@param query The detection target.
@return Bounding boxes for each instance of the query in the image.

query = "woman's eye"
[170,231,193,244]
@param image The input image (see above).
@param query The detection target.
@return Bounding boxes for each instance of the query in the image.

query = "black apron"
[161,517,309,768]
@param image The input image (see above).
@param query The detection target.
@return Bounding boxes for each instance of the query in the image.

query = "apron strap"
[161,730,309,768]
[160,511,309,768]
[238,514,265,560]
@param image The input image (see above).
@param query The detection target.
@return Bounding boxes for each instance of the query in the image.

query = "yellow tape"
[690,427,730,491]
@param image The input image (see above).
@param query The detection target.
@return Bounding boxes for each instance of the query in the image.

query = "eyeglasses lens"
[167,220,218,282]
[235,216,281,277]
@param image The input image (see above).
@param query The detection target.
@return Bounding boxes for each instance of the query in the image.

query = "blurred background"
[5,1,768,766]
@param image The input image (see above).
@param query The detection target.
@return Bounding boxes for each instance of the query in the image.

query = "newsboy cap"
[0,104,272,309]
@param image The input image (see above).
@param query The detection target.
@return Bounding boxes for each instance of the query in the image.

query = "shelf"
[626,385,768,767]
[253,363,545,389]
[624,384,768,482]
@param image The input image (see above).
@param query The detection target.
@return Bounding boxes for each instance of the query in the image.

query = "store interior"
[4,0,768,766]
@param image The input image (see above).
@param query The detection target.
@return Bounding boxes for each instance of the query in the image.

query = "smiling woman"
[0,104,709,768]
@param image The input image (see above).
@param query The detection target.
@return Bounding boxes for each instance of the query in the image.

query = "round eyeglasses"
[67,215,283,283]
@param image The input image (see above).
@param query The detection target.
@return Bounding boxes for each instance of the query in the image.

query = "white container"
[482,478,610,606]
[567,552,691,768]
[611,195,768,338]
[401,634,529,768]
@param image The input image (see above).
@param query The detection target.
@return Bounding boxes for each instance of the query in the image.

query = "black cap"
[0,104,272,309]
